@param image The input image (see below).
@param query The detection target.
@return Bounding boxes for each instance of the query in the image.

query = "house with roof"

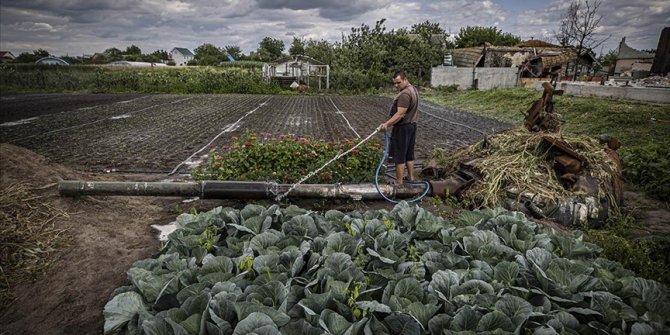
[0,51,15,63]
[614,37,655,77]
[170,47,194,66]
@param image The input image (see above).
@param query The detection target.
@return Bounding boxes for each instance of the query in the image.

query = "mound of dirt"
[0,144,170,334]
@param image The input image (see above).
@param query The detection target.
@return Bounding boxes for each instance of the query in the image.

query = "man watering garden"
[380,70,419,185]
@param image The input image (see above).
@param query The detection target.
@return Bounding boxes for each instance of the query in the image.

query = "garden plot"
[0,94,509,173]
[0,93,147,123]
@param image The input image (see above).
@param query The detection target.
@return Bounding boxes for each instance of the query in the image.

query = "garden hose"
[374,130,431,203]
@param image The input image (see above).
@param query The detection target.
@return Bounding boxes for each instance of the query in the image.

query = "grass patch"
[423,88,670,149]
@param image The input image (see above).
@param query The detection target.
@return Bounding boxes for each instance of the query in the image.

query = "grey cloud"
[124,35,154,41]
[95,31,119,39]
[15,22,58,32]
[255,0,390,20]
[286,22,316,29]
[0,0,138,12]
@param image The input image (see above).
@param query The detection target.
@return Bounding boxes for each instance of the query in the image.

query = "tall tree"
[455,26,520,48]
[257,37,285,61]
[125,45,141,55]
[335,19,389,73]
[304,39,334,64]
[224,45,242,61]
[194,43,225,65]
[289,37,305,56]
[599,49,618,75]
[14,49,50,63]
[557,0,608,79]
[410,20,450,81]
[104,47,123,61]
[410,20,447,43]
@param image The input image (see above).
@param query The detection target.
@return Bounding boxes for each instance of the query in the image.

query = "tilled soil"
[0,94,511,173]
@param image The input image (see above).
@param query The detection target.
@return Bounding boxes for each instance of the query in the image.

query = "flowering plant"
[192,130,383,184]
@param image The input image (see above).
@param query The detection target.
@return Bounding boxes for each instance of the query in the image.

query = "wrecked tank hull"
[422,128,624,228]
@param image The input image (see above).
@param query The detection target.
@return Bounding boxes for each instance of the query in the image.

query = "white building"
[170,47,195,66]
[108,61,168,67]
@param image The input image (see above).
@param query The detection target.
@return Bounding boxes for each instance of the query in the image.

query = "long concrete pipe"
[58,180,434,200]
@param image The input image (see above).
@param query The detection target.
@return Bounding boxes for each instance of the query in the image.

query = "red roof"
[0,51,16,59]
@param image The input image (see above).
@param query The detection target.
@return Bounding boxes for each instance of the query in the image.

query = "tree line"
[11,1,635,85]
[10,22,523,81]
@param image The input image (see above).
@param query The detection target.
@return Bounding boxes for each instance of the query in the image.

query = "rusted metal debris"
[419,87,624,227]
[523,82,562,132]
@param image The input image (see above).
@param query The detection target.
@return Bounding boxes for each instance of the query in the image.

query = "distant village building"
[0,51,15,63]
[35,57,69,65]
[169,48,194,66]
[449,40,595,78]
[614,37,655,78]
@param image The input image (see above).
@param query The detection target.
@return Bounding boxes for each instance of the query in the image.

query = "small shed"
[35,57,69,65]
[263,55,330,90]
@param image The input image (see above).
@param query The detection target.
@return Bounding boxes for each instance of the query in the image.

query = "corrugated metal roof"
[451,46,484,67]
[539,51,576,67]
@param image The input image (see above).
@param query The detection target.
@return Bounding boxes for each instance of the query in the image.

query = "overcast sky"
[1,0,667,58]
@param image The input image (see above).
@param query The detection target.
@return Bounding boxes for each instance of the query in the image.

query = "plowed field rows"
[0,94,510,173]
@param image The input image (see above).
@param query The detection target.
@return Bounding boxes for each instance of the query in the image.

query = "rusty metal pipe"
[58,180,433,200]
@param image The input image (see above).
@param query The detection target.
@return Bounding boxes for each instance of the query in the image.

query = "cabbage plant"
[104,203,670,335]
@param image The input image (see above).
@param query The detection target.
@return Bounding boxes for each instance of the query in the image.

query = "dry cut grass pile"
[0,183,71,307]
[433,128,620,208]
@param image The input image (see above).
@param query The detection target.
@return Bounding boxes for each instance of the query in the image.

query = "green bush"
[330,68,391,93]
[621,144,670,202]
[192,130,383,184]
[586,232,670,286]
[0,64,282,94]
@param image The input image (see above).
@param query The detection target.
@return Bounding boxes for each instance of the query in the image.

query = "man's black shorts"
[391,123,416,164]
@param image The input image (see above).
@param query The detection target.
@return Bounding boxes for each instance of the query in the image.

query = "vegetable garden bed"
[104,203,670,334]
